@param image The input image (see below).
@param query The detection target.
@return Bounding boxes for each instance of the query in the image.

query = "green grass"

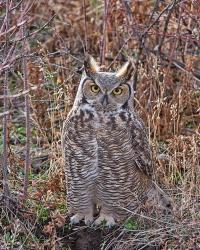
[10,124,26,144]
[36,204,50,223]
[124,218,139,230]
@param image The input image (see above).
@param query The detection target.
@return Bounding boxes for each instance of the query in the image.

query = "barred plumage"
[62,54,172,226]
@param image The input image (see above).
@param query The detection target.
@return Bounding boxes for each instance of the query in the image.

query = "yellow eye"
[112,87,123,95]
[91,84,100,93]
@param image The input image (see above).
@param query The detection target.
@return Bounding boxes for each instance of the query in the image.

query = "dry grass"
[0,0,200,249]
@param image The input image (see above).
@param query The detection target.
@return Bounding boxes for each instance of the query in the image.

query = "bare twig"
[20,3,31,199]
[13,14,56,43]
[108,38,130,69]
[0,81,50,100]
[147,47,200,86]
[2,0,11,207]
[0,19,27,39]
[132,0,168,93]
[141,1,179,38]
[10,0,23,11]
[0,51,38,73]
[24,14,56,40]
[100,0,109,65]
[0,14,55,44]
[83,0,88,52]
[0,40,17,72]
[131,0,180,98]
[156,0,177,54]
[0,2,9,34]
[0,1,32,38]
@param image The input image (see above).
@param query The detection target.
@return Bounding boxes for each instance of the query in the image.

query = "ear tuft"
[116,60,134,81]
[84,54,99,76]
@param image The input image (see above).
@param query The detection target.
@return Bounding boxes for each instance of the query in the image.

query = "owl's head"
[77,54,134,112]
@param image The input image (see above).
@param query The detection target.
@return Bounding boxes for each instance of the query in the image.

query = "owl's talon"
[106,220,116,228]
[84,214,94,226]
[94,214,116,227]
[70,213,94,226]
[70,214,84,224]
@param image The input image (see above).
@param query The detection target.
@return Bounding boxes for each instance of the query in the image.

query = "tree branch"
[2,0,11,207]
[100,0,109,65]
[20,2,31,199]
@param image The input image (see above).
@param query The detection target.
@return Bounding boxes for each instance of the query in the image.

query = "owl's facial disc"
[82,78,131,112]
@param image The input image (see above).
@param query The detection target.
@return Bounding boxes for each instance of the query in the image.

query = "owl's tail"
[147,182,173,213]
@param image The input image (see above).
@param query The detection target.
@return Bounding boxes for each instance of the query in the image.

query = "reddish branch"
[133,0,178,93]
[147,48,200,87]
[100,0,109,65]
[0,20,27,39]
[0,14,55,73]
[83,0,88,52]
[156,0,177,54]
[20,3,31,199]
[2,0,11,207]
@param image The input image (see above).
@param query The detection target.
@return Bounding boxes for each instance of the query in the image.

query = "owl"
[62,54,172,227]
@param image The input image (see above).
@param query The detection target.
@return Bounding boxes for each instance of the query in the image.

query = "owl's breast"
[95,110,130,131]
[67,108,132,165]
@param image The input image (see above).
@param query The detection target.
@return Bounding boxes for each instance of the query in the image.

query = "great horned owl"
[62,54,172,227]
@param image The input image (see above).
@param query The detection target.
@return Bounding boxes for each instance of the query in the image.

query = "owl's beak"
[101,94,108,106]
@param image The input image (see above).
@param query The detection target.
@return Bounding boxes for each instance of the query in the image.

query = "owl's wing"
[61,109,73,153]
[130,112,154,177]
